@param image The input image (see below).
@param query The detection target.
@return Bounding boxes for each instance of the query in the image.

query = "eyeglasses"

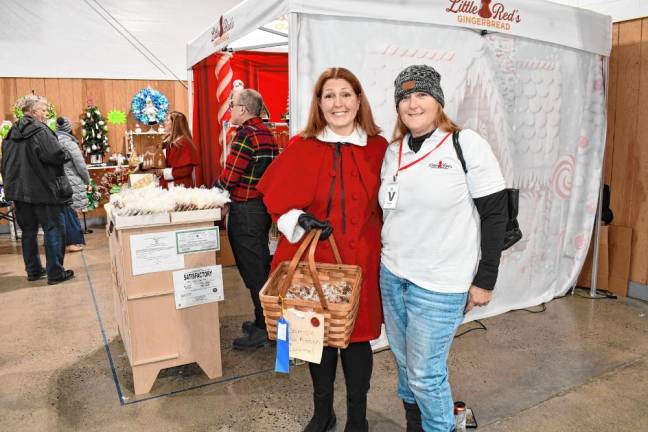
[228,101,246,110]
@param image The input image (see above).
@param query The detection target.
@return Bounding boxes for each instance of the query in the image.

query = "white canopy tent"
[1,0,640,80]
[187,0,612,321]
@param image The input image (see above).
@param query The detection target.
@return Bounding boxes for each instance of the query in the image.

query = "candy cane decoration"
[215,52,233,165]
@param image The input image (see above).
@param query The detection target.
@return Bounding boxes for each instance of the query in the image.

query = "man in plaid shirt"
[219,89,278,349]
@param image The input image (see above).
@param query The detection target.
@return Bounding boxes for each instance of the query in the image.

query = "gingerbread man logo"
[479,0,493,18]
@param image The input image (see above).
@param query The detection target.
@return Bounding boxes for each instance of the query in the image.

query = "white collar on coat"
[317,126,367,147]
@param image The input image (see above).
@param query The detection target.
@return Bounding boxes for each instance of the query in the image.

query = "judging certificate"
[173,265,224,309]
[130,231,185,276]
[176,227,220,254]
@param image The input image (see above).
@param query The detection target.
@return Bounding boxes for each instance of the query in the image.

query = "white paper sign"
[130,231,185,276]
[286,308,325,364]
[172,265,224,309]
[176,227,220,254]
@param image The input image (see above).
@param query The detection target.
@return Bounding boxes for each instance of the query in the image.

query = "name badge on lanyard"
[383,182,400,209]
[384,132,452,210]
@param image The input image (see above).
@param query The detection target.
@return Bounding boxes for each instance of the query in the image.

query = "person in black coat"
[0,96,75,284]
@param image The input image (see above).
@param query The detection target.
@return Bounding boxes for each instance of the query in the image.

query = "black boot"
[340,342,372,432]
[306,349,338,432]
[344,390,369,432]
[232,325,268,350]
[404,401,423,432]
[303,410,336,432]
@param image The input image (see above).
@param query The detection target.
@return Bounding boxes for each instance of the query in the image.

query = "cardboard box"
[577,224,633,296]
[170,208,221,223]
[108,219,223,395]
[105,204,170,229]
[111,211,170,229]
[608,225,632,296]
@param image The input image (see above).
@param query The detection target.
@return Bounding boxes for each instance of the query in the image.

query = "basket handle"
[307,230,329,310]
[278,229,319,299]
[277,229,342,310]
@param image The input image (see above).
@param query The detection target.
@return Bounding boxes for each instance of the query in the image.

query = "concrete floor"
[1,230,647,432]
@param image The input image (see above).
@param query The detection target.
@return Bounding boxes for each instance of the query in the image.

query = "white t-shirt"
[378,128,505,293]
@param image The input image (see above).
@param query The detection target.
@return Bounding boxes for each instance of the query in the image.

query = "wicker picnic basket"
[259,229,362,349]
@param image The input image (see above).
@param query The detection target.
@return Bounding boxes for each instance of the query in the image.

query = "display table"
[106,209,223,394]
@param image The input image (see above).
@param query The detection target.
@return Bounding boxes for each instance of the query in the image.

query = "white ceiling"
[0,0,241,80]
[0,0,644,81]
[549,0,648,22]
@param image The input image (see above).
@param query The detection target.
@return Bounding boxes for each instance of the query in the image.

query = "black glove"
[298,213,333,240]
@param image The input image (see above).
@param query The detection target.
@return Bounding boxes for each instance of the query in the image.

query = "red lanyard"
[394,132,452,180]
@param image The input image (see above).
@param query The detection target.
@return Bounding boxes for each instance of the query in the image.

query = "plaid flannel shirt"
[219,117,278,202]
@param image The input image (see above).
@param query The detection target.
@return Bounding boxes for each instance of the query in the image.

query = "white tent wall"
[292,12,608,321]
[187,0,612,322]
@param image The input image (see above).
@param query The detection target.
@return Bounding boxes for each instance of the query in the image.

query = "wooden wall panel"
[600,17,648,287]
[632,18,648,284]
[28,79,46,98]
[174,82,189,115]
[1,77,188,159]
[57,79,75,122]
[608,20,644,284]
[610,20,641,230]
[15,79,32,101]
[44,79,61,115]
[70,79,84,119]
[0,79,16,121]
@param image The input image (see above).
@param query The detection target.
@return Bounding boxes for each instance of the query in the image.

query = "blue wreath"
[131,87,169,125]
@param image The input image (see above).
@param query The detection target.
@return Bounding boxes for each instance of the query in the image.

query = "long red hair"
[164,111,195,148]
[300,68,381,138]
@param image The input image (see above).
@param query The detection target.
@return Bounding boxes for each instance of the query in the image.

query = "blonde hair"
[301,67,381,138]
[391,102,460,143]
[164,111,195,148]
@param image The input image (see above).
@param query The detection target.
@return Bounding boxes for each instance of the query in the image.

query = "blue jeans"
[15,202,66,281]
[380,263,467,432]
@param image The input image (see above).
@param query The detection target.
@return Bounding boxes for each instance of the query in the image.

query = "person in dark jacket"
[0,96,75,284]
[56,117,90,252]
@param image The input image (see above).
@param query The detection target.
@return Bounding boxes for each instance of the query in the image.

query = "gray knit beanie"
[394,64,445,108]
[56,117,72,133]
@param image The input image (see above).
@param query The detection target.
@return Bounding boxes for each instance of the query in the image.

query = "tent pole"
[231,42,288,52]
[589,180,604,296]
[574,55,610,299]
[259,26,288,38]
[589,56,611,298]
[187,68,194,131]
[288,12,298,136]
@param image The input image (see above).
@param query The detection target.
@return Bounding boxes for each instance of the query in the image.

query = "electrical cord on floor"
[510,303,547,314]
[573,287,618,300]
[454,320,487,338]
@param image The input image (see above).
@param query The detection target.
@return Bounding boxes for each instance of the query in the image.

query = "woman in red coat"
[257,68,387,432]
[152,111,199,188]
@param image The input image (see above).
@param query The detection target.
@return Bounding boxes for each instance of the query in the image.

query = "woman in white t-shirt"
[378,64,508,432]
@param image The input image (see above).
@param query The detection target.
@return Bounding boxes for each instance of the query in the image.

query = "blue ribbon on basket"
[275,297,290,373]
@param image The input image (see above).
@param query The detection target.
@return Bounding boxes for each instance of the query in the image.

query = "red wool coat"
[160,137,199,189]
[257,135,388,342]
